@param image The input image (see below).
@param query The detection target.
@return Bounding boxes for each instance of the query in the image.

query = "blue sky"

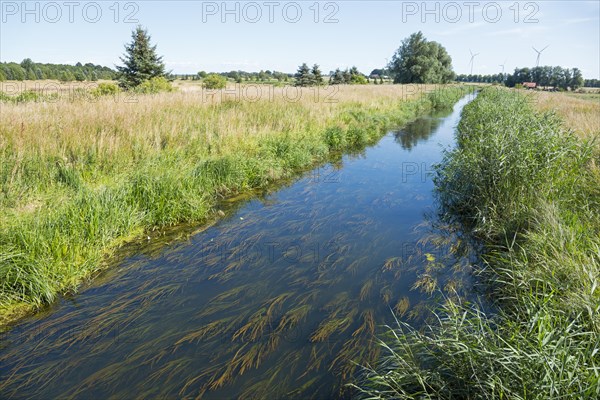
[1,1,599,78]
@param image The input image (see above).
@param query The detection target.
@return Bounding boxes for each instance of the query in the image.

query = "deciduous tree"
[389,31,455,84]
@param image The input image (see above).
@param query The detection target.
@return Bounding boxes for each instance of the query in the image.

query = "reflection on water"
[0,94,477,399]
[393,108,450,151]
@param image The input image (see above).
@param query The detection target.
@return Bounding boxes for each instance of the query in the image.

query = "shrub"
[203,74,228,89]
[134,76,174,94]
[0,91,12,102]
[324,126,346,150]
[351,75,368,85]
[91,82,120,97]
[15,90,41,103]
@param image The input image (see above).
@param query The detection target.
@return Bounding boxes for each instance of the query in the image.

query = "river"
[0,93,477,399]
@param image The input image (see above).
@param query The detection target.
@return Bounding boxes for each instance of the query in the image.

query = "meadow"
[356,87,600,399]
[533,89,600,140]
[0,82,468,327]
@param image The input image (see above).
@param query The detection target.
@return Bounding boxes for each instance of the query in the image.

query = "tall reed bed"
[355,87,600,399]
[0,84,468,326]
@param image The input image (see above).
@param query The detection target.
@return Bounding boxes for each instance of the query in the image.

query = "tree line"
[0,59,117,82]
[505,66,583,90]
[456,74,507,84]
[6,28,594,91]
[584,79,600,88]
[210,70,292,83]
[458,66,586,90]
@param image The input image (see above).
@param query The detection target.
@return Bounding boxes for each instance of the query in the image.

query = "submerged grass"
[356,87,600,399]
[0,84,469,327]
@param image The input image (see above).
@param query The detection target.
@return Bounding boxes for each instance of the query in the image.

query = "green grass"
[355,87,600,399]
[0,85,470,327]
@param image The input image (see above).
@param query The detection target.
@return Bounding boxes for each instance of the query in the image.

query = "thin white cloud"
[562,17,599,25]
[221,60,261,69]
[486,26,549,37]
[433,21,486,36]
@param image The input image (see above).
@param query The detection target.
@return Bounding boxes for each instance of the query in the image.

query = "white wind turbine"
[533,45,549,67]
[469,49,480,75]
[499,59,507,74]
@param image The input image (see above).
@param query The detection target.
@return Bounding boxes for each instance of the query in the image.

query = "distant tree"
[348,66,367,84]
[8,64,25,80]
[74,70,86,81]
[295,63,313,87]
[330,68,345,85]
[379,76,384,84]
[20,58,34,72]
[560,68,572,90]
[0,70,6,81]
[570,68,584,90]
[26,69,37,80]
[569,68,585,90]
[90,71,98,81]
[342,69,352,84]
[389,31,454,84]
[311,64,324,85]
[116,26,166,89]
[506,67,532,87]
[59,71,74,82]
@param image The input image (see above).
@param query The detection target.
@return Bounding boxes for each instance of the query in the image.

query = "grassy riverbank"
[0,84,468,327]
[357,87,600,398]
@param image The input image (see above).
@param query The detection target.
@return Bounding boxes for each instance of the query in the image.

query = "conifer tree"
[311,64,324,85]
[330,68,345,85]
[294,63,313,87]
[116,26,166,89]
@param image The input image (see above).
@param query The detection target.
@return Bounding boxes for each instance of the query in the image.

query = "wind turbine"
[499,59,507,74]
[384,57,389,77]
[469,49,479,75]
[532,45,549,67]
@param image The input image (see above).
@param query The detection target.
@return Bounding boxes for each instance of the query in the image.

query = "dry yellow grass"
[1,83,441,165]
[530,90,600,189]
[0,79,109,96]
[532,91,600,141]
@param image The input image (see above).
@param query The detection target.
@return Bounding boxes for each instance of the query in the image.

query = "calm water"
[0,93,477,399]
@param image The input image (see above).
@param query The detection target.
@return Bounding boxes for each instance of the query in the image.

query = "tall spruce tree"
[311,64,324,85]
[294,63,313,87]
[117,26,166,89]
[330,68,345,85]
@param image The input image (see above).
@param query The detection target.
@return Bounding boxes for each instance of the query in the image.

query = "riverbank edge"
[355,87,600,398]
[0,86,472,330]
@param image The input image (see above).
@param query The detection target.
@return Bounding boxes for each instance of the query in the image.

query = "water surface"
[0,93,476,399]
